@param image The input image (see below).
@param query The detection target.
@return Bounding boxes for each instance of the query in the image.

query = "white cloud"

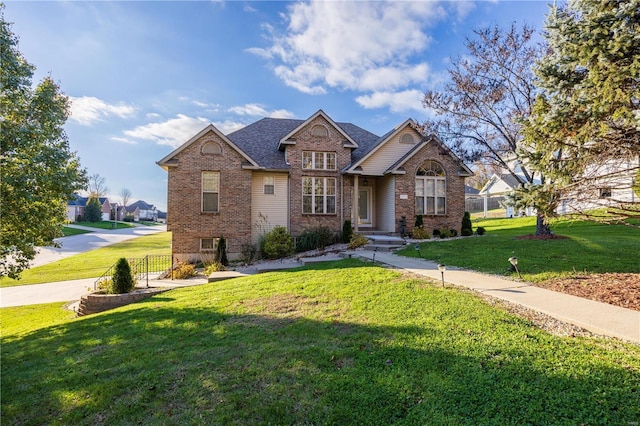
[355,90,424,113]
[249,1,446,95]
[69,96,137,125]
[110,136,137,144]
[228,103,295,118]
[123,114,210,147]
[213,120,247,134]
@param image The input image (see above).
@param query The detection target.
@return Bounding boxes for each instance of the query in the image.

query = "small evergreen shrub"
[76,214,83,222]
[449,229,458,237]
[438,228,451,239]
[414,214,423,229]
[112,257,136,294]
[411,226,430,239]
[123,215,135,222]
[476,226,486,236]
[173,262,196,279]
[84,197,103,222]
[461,212,473,236]
[215,236,229,266]
[342,220,353,244]
[263,226,295,259]
[296,226,335,252]
[432,229,441,237]
[348,233,369,249]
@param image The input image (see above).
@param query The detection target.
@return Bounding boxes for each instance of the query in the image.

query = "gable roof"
[479,173,526,195]
[128,200,155,210]
[67,195,109,207]
[277,110,359,151]
[156,124,260,170]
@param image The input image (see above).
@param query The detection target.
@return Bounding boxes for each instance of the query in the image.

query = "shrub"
[240,243,257,264]
[205,261,226,274]
[84,197,103,222]
[438,228,451,239]
[123,214,135,222]
[342,220,353,244]
[461,212,473,236]
[414,214,423,229]
[76,214,83,222]
[173,262,196,279]
[96,277,112,293]
[112,257,136,294]
[296,226,336,252]
[432,228,441,237]
[215,236,229,266]
[476,226,486,236]
[348,233,369,249]
[263,226,294,259]
[449,229,458,237]
[411,226,430,239]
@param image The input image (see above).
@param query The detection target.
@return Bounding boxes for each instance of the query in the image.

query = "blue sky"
[4,1,551,212]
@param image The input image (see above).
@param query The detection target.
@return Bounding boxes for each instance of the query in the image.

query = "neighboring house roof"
[157,211,167,219]
[125,205,140,214]
[479,173,526,195]
[128,200,155,211]
[465,185,481,196]
[67,195,109,207]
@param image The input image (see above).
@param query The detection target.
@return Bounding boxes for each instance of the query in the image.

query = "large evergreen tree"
[0,6,86,278]
[523,0,640,223]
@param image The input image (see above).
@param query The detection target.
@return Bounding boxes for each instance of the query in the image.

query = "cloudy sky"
[4,1,550,211]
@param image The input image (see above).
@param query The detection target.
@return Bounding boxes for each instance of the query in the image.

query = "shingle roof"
[128,200,155,210]
[225,118,381,170]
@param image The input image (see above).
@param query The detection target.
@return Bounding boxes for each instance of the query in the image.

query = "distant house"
[66,195,112,222]
[157,109,473,262]
[156,211,167,224]
[128,200,158,222]
[125,205,140,222]
[479,173,535,217]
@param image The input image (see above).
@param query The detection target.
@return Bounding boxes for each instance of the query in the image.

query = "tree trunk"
[535,213,551,235]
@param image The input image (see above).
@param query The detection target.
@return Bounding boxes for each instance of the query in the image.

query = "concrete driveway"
[30,224,166,268]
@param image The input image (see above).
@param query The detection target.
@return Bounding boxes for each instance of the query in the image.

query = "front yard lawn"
[73,221,135,230]
[2,260,638,425]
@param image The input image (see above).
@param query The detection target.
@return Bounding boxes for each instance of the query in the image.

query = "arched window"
[201,141,222,155]
[311,125,328,137]
[400,133,415,144]
[415,161,446,215]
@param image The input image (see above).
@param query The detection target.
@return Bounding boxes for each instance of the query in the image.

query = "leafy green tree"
[84,197,103,222]
[0,7,86,278]
[422,24,554,234]
[523,0,640,224]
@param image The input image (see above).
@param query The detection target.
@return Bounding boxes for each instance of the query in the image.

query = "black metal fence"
[94,255,173,290]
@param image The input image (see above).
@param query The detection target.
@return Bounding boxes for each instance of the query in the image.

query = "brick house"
[157,110,473,262]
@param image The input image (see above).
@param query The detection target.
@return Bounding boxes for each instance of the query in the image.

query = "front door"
[358,187,372,226]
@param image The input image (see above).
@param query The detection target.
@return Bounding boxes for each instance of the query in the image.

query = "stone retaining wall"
[78,288,168,316]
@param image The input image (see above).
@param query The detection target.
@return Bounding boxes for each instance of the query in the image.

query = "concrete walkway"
[350,250,640,344]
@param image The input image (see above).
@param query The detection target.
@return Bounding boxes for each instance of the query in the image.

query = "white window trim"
[200,237,218,251]
[302,177,336,214]
[302,151,336,170]
[202,171,220,213]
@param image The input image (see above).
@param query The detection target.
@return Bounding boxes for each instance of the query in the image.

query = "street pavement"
[29,224,166,268]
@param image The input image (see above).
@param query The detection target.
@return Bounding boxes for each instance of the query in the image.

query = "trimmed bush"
[112,257,135,294]
[414,214,423,229]
[449,229,458,237]
[432,229,441,238]
[215,236,229,266]
[297,226,336,252]
[348,233,369,249]
[476,226,486,236]
[263,226,294,259]
[461,212,473,236]
[342,220,353,244]
[411,226,430,239]
[438,228,451,239]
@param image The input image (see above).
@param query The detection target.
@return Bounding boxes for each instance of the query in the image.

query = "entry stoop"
[363,235,407,252]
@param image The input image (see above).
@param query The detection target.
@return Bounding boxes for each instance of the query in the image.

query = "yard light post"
[372,247,378,263]
[437,264,446,288]
[508,257,522,280]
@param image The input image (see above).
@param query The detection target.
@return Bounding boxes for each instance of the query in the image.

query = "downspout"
[340,174,344,228]
[354,175,359,233]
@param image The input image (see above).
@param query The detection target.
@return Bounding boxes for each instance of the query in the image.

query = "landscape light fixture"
[508,256,522,280]
[437,264,446,288]
[372,247,378,263]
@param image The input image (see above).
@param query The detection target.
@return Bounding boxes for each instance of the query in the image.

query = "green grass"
[61,227,92,237]
[2,259,639,425]
[399,217,640,282]
[0,232,172,287]
[73,221,134,230]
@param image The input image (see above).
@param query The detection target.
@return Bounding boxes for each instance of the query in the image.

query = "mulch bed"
[536,273,640,311]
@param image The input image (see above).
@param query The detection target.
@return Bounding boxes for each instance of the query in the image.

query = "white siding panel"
[375,176,396,232]
[360,130,421,175]
[251,172,289,244]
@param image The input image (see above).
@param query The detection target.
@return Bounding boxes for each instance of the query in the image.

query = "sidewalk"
[350,250,640,344]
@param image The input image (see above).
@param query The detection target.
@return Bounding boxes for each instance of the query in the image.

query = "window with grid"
[302,177,336,214]
[202,171,219,213]
[302,151,336,170]
[415,161,446,215]
[264,176,275,195]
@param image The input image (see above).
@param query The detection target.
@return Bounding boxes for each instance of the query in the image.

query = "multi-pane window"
[415,161,446,215]
[302,151,336,170]
[302,177,336,214]
[202,171,219,212]
[200,238,216,251]
[264,176,275,195]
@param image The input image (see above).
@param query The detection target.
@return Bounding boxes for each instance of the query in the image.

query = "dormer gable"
[278,110,358,151]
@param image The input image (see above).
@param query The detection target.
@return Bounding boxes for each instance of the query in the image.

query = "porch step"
[364,244,405,252]
[365,235,406,245]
